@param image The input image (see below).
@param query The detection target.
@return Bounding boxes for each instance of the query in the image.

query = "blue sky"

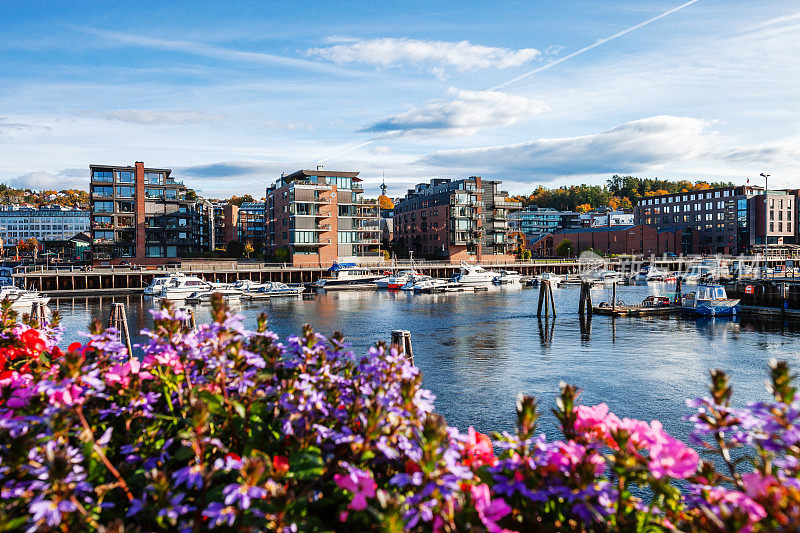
[1,0,798,198]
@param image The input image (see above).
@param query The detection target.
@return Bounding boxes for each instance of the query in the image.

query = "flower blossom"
[334,467,377,511]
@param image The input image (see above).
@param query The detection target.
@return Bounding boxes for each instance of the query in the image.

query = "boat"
[530,272,563,286]
[0,286,50,308]
[400,274,432,291]
[314,263,381,288]
[581,268,623,283]
[453,263,499,285]
[231,280,269,294]
[184,288,242,304]
[494,270,523,284]
[143,272,184,296]
[245,282,305,299]
[376,270,418,290]
[161,276,213,300]
[681,284,740,316]
[411,278,450,292]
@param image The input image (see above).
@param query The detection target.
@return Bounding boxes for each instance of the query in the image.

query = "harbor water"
[50,283,800,442]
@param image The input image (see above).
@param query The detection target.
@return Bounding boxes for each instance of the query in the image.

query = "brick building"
[392,177,521,261]
[89,162,201,263]
[634,186,796,255]
[264,170,380,265]
[551,225,699,257]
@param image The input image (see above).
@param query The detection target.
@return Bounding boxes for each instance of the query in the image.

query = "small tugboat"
[681,284,740,316]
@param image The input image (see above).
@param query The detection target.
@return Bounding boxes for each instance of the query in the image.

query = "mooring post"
[29,301,47,326]
[537,280,555,317]
[180,307,197,330]
[109,303,133,358]
[675,276,682,306]
[390,329,414,365]
[578,281,593,316]
[546,280,556,317]
[611,282,617,312]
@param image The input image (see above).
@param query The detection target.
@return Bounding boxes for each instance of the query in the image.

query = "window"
[165,189,177,200]
[294,231,317,243]
[94,186,113,197]
[92,170,113,182]
[94,230,114,241]
[146,246,163,257]
[145,188,162,198]
[145,172,162,185]
[770,222,774,232]
[117,201,134,213]
[117,186,134,197]
[93,201,114,213]
[117,171,134,183]
[93,216,112,227]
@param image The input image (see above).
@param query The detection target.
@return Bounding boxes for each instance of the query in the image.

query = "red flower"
[273,455,289,474]
[405,460,422,474]
[20,329,46,354]
[463,427,497,468]
[224,452,241,462]
[67,342,82,353]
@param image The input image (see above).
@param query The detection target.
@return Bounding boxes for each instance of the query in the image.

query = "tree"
[576,203,592,213]
[555,239,573,257]
[274,247,290,263]
[243,241,254,259]
[225,240,244,258]
[229,195,255,207]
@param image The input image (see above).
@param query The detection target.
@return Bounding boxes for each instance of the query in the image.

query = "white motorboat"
[681,284,740,316]
[314,263,381,288]
[231,280,269,294]
[245,282,305,299]
[494,270,523,284]
[532,272,563,286]
[453,263,499,285]
[400,274,432,291]
[0,286,50,308]
[161,276,212,300]
[143,272,184,296]
[376,270,418,290]
[184,288,243,304]
[580,268,622,283]
[411,278,450,292]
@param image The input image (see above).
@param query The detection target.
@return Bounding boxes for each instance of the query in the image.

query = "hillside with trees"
[0,184,89,208]
[513,175,735,212]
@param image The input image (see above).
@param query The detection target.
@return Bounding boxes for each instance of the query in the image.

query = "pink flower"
[574,403,621,442]
[471,483,514,533]
[463,427,497,467]
[649,436,699,479]
[742,472,776,499]
[334,467,376,511]
[545,441,605,476]
[144,349,184,374]
[48,384,84,408]
[707,487,767,528]
[104,360,152,388]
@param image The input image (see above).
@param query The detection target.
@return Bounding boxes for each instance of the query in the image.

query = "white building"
[0,205,89,244]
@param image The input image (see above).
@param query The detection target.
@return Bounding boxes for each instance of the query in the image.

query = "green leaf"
[290,447,324,480]
[174,446,195,462]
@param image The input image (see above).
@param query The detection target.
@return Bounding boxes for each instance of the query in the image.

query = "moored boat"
[161,276,212,300]
[494,270,523,284]
[245,282,305,299]
[681,284,740,316]
[453,263,499,285]
[314,263,380,288]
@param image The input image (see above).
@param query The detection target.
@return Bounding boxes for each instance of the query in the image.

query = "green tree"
[555,239,573,257]
[274,247,290,263]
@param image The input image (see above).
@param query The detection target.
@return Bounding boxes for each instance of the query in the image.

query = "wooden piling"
[30,301,47,326]
[537,280,556,317]
[611,282,617,312]
[578,281,593,316]
[109,303,133,357]
[180,307,197,330]
[391,329,414,365]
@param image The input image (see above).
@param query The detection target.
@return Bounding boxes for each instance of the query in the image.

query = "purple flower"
[29,499,76,527]
[202,502,237,527]
[223,483,267,510]
[172,464,204,490]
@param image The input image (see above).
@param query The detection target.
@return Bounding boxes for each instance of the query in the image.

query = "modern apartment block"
[0,205,89,245]
[392,177,521,261]
[509,206,581,239]
[264,170,381,265]
[238,202,267,250]
[634,185,796,255]
[89,162,201,263]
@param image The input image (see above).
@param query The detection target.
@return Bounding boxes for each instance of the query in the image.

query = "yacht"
[494,270,523,284]
[453,263,499,285]
[184,288,243,304]
[411,278,450,292]
[0,286,50,308]
[681,284,740,316]
[531,272,563,286]
[231,280,269,294]
[581,269,623,283]
[400,274,432,291]
[143,273,184,296]
[245,282,305,300]
[376,270,418,290]
[161,276,212,300]
[313,263,381,288]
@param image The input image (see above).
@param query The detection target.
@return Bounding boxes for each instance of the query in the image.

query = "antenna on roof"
[316,164,323,170]
[380,171,387,196]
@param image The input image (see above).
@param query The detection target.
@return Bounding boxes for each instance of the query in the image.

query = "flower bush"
[0,295,797,531]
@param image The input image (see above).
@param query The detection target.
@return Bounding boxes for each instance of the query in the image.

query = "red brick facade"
[134,161,146,260]
[552,225,699,257]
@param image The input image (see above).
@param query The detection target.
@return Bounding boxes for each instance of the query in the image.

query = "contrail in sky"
[322,0,702,162]
[489,0,702,90]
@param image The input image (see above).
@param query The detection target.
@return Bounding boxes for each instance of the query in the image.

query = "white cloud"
[95,110,223,125]
[307,37,540,73]
[420,115,800,180]
[0,119,50,140]
[5,170,85,191]
[360,88,548,137]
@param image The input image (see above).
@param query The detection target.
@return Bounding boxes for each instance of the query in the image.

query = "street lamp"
[760,173,770,277]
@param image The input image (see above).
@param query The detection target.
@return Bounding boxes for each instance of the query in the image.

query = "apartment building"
[392,177,521,261]
[89,162,201,263]
[238,202,266,250]
[509,206,581,239]
[264,170,381,265]
[0,205,89,245]
[634,185,796,255]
